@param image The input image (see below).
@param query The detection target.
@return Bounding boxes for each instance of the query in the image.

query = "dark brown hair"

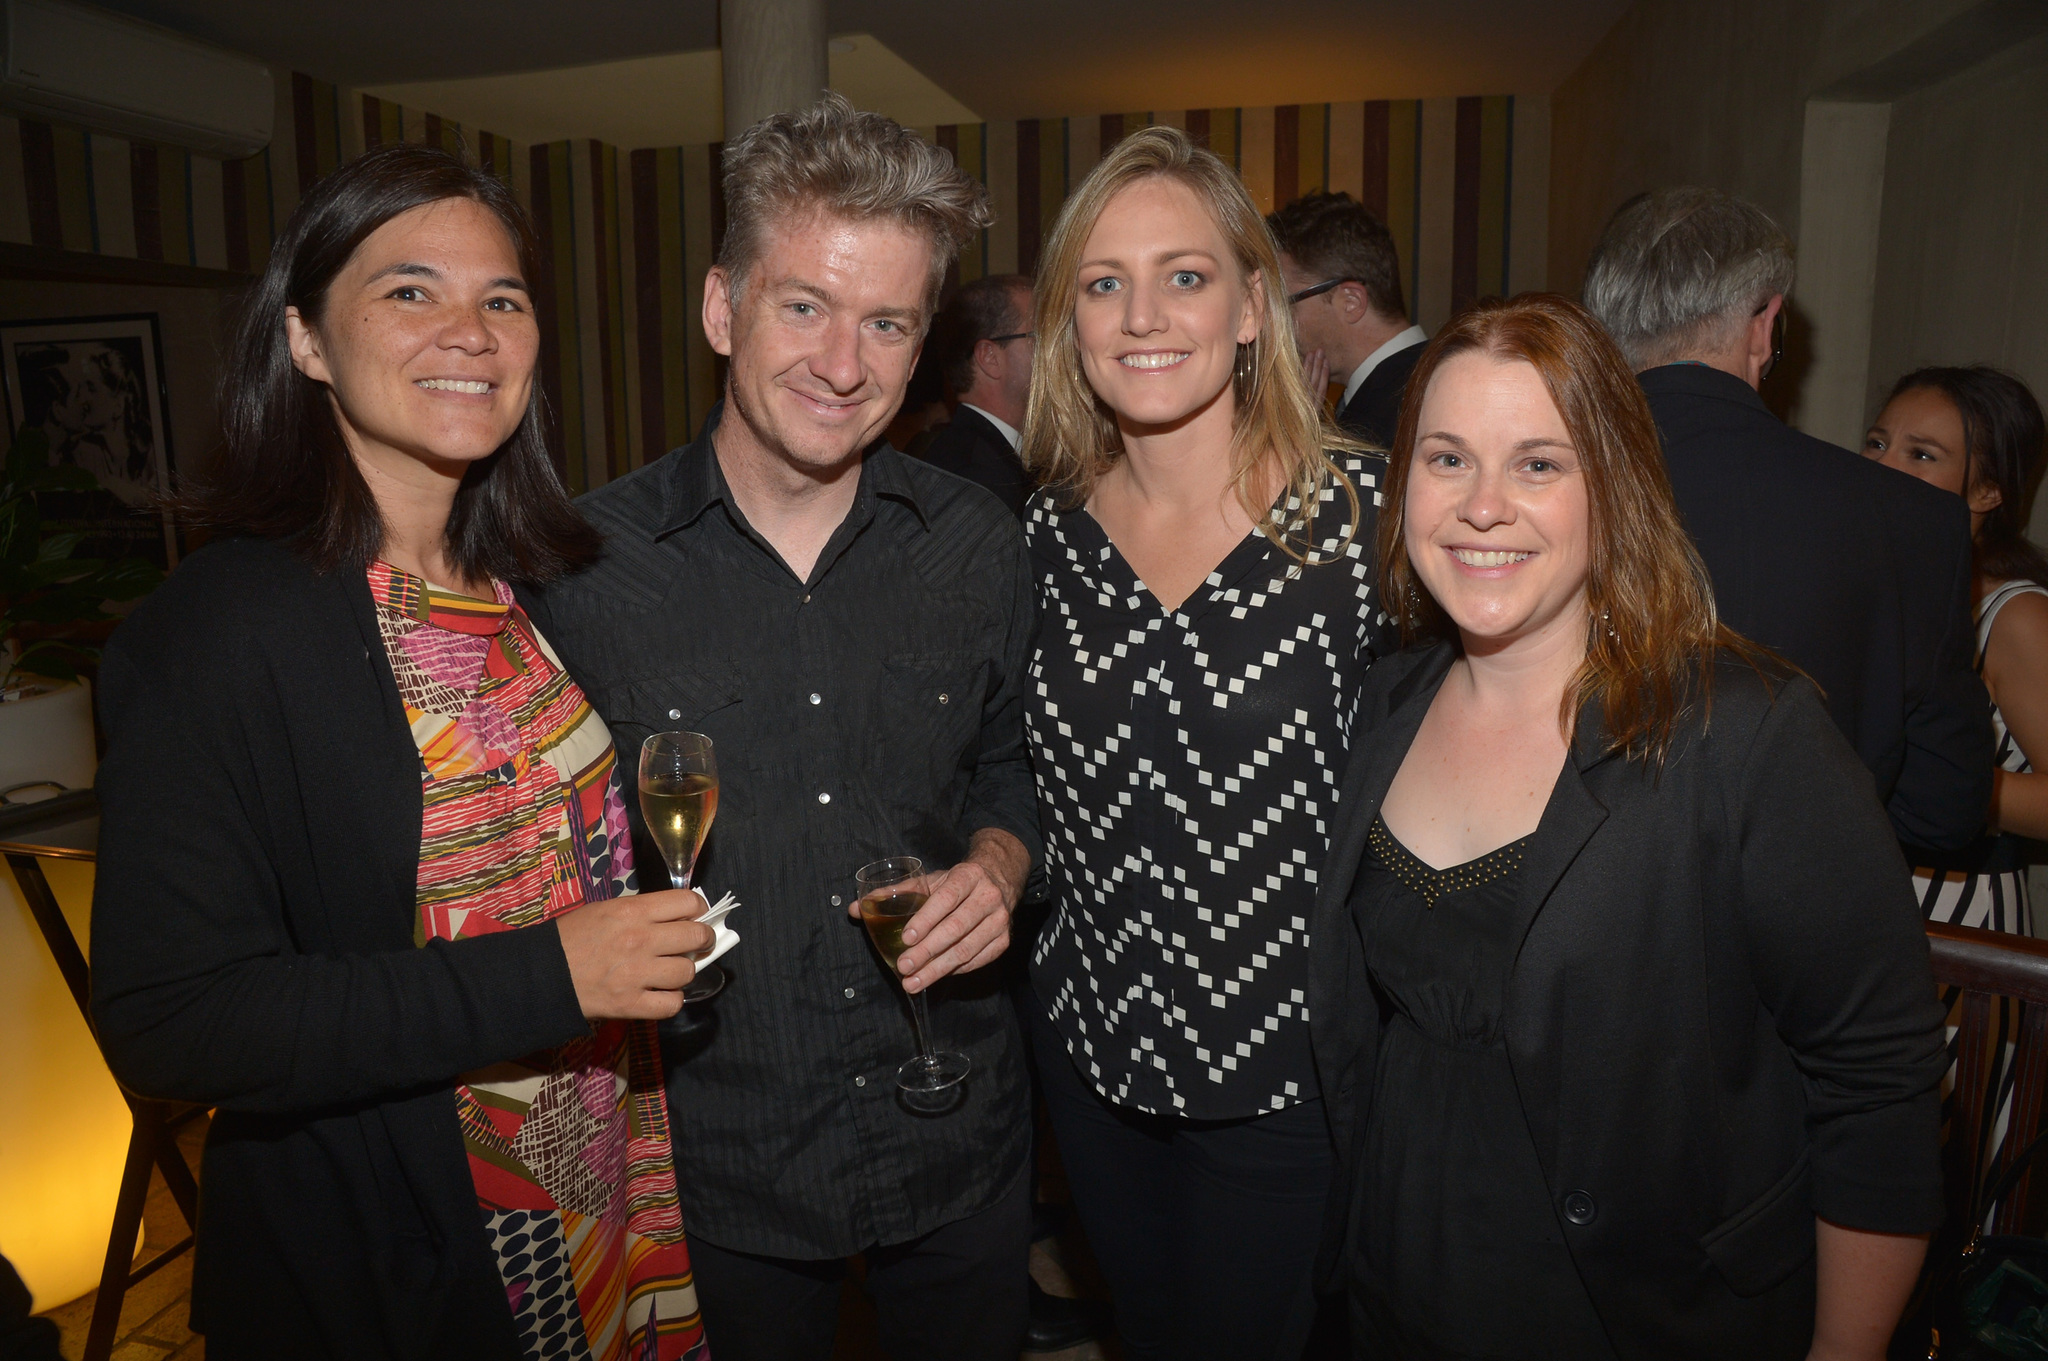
[1264,189,1408,323]
[939,273,1029,396]
[1378,293,1770,764]
[186,141,599,584]
[1885,365,2048,588]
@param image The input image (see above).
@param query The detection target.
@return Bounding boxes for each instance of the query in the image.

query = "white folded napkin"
[696,891,740,967]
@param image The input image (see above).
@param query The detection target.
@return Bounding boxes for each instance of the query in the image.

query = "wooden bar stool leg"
[83,1108,161,1361]
[150,1104,201,1230]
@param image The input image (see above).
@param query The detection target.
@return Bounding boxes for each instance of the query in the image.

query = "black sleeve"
[959,525,1044,872]
[1887,498,1994,850]
[89,641,590,1116]
[1735,679,1948,1232]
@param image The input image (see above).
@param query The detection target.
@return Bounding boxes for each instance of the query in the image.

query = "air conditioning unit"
[0,0,272,159]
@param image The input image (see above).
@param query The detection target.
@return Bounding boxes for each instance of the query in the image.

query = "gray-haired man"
[523,96,1034,1361]
[1583,187,1990,852]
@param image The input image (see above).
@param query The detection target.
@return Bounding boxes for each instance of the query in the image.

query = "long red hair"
[1377,293,1770,765]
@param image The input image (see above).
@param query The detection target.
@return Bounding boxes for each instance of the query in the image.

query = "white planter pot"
[0,678,96,795]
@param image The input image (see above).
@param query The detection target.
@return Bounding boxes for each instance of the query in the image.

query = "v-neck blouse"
[1025,450,1396,1118]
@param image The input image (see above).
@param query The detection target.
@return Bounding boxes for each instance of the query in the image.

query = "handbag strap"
[1967,1124,2048,1249]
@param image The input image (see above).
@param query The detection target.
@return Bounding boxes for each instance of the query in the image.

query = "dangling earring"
[1600,607,1617,641]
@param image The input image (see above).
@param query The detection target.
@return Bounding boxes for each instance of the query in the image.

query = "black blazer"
[89,538,588,1360]
[917,404,1032,516]
[1335,337,1427,449]
[1309,643,1946,1360]
[1641,363,1991,851]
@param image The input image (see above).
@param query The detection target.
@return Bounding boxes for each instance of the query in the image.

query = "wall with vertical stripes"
[2,77,1548,494]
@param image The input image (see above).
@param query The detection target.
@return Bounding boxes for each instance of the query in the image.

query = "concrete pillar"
[720,0,828,139]
[1789,99,1891,449]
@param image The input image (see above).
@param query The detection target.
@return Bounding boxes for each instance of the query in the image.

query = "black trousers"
[1032,996,1335,1361]
[687,1169,1029,1361]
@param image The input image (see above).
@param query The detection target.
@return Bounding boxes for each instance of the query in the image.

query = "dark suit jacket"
[918,405,1032,516]
[1335,338,1428,449]
[90,538,584,1359]
[1641,363,1991,851]
[1309,643,1946,1360]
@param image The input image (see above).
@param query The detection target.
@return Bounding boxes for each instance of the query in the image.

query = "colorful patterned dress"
[368,560,709,1361]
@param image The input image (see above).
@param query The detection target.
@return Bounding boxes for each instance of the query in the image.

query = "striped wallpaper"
[2,74,1545,495]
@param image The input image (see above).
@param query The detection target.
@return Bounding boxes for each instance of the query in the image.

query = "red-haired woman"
[1309,295,1946,1359]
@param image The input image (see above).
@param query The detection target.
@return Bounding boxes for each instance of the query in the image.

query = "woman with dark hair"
[88,143,713,1360]
[1311,295,1946,1359]
[1864,367,2048,920]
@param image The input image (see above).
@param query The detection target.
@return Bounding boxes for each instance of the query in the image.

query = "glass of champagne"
[855,856,970,1105]
[639,731,724,1003]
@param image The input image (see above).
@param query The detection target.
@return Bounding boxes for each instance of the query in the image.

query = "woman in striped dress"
[1864,365,2048,1168]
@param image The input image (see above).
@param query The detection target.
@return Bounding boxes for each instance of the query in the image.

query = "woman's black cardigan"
[88,538,590,1359]
[1308,642,1948,1360]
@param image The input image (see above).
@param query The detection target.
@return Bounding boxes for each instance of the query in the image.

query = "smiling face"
[1863,384,2002,531]
[706,210,932,477]
[1405,350,1592,650]
[1072,176,1261,435]
[285,196,536,483]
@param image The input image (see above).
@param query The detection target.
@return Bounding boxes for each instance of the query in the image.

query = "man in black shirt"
[1267,190,1428,448]
[524,95,1036,1361]
[1582,187,1991,852]
[919,273,1035,515]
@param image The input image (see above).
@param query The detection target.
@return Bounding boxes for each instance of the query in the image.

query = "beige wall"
[1550,0,2048,547]
[1865,29,2048,549]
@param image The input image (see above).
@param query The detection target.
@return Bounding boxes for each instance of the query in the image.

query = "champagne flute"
[639,731,724,1003]
[855,856,970,1105]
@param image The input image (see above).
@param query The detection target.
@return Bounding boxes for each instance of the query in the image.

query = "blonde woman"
[1018,127,1395,1359]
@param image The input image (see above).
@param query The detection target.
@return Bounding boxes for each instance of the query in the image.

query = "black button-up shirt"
[521,419,1038,1258]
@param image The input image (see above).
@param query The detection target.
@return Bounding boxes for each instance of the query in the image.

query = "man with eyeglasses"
[920,273,1037,516]
[1266,190,1427,448]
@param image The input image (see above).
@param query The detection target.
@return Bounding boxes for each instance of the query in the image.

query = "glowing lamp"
[0,855,131,1312]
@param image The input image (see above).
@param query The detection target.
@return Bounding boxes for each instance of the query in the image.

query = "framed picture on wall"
[0,312,179,567]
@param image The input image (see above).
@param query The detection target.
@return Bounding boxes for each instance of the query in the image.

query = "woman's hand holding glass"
[556,888,712,1020]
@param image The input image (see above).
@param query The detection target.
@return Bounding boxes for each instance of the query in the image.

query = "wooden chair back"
[1927,918,2048,1237]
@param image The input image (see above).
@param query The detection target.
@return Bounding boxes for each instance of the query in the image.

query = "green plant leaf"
[87,558,164,599]
[34,530,84,563]
[0,497,39,568]
[8,594,113,624]
[8,639,85,684]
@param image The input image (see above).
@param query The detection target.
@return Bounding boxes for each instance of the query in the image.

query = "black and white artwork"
[0,312,179,566]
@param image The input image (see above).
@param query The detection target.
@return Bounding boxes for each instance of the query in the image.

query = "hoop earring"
[1234,340,1256,400]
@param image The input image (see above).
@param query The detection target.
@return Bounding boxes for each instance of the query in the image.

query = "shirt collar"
[959,403,1022,451]
[657,403,932,539]
[1342,324,1429,409]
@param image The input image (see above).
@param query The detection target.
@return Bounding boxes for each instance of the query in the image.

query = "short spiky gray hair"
[1581,187,1795,370]
[717,92,992,320]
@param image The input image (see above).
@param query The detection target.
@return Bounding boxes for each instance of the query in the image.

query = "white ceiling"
[92,0,1634,126]
[361,33,976,148]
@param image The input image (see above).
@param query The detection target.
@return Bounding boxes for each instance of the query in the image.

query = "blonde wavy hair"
[1020,126,1363,559]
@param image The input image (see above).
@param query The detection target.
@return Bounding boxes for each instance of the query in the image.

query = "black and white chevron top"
[1024,450,1397,1118]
